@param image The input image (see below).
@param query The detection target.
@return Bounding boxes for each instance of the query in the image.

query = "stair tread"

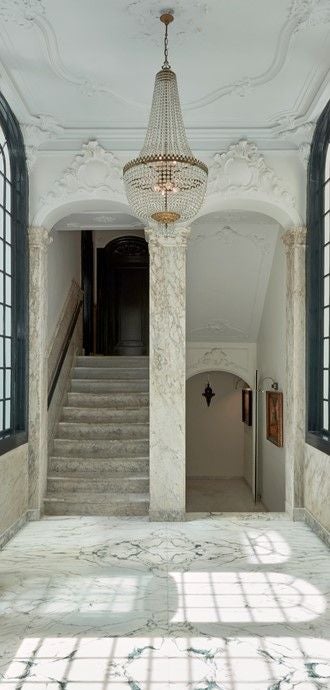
[45,492,149,502]
[48,473,149,480]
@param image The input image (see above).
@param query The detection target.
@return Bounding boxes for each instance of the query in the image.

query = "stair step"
[76,356,149,368]
[47,475,149,494]
[53,438,149,458]
[62,407,149,423]
[71,380,149,393]
[57,422,149,440]
[67,392,149,408]
[44,493,149,516]
[49,456,149,475]
[72,367,149,380]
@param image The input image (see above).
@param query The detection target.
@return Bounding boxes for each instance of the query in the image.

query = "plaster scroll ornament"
[21,115,63,171]
[126,0,209,42]
[193,224,272,255]
[274,116,316,169]
[40,140,123,207]
[0,0,45,25]
[208,139,296,209]
[194,347,242,372]
[288,0,330,31]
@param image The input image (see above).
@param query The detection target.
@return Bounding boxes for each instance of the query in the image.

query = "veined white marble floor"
[187,477,266,512]
[0,515,329,690]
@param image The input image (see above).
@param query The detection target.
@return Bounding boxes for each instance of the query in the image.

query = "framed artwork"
[266,391,283,447]
[242,388,252,426]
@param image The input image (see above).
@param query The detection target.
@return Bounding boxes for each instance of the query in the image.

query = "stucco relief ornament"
[21,116,63,171]
[40,140,123,206]
[208,139,296,209]
[288,0,330,31]
[0,0,45,25]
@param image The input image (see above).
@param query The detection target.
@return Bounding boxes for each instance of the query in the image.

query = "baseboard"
[0,513,28,550]
[293,507,330,548]
[27,508,41,521]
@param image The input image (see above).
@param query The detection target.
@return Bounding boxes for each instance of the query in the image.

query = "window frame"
[306,99,330,454]
[0,92,28,456]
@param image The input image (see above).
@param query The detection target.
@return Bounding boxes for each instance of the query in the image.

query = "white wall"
[304,444,330,532]
[186,371,245,478]
[47,230,81,345]
[257,233,286,511]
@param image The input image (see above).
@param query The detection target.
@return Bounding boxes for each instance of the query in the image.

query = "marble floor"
[0,514,329,689]
[187,477,266,512]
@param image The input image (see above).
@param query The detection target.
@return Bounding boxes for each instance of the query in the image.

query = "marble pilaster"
[146,226,190,521]
[28,227,52,518]
[282,227,306,517]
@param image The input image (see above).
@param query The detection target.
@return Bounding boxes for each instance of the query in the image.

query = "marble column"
[282,227,307,517]
[28,227,52,519]
[145,225,190,521]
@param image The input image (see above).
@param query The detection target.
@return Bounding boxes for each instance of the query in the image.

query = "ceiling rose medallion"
[123,10,208,226]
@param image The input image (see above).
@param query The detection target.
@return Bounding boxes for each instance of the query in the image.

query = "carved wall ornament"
[208,139,296,209]
[40,140,124,207]
[21,115,63,170]
[288,0,330,32]
[0,0,45,25]
[189,320,249,342]
[193,224,272,255]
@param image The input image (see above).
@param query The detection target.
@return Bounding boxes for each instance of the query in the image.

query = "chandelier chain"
[162,22,170,70]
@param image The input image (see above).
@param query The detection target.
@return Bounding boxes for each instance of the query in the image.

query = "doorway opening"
[186,370,266,512]
[81,232,149,356]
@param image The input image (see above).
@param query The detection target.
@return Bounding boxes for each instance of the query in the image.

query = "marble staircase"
[44,356,149,516]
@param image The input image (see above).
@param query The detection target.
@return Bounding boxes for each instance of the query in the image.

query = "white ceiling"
[0,0,329,150]
[53,211,143,232]
[187,211,280,342]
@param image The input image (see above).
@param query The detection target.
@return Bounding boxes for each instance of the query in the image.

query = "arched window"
[0,92,28,454]
[307,100,330,453]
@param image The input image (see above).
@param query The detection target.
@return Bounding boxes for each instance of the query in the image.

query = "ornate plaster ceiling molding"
[208,139,296,209]
[189,321,250,342]
[0,0,44,25]
[288,0,330,32]
[273,116,316,168]
[21,115,63,170]
[193,224,272,255]
[126,0,209,42]
[186,344,252,383]
[39,140,124,208]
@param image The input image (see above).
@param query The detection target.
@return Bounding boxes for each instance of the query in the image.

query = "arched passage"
[186,370,264,513]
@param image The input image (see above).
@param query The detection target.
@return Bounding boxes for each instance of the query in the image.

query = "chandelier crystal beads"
[123,12,208,225]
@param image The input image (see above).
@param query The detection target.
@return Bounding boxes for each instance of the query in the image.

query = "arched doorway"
[96,235,149,355]
[186,370,265,512]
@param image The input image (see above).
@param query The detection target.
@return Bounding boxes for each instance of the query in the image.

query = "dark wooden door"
[97,236,149,356]
[81,230,94,355]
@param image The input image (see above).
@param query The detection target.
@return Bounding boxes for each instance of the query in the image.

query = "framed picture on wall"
[266,391,283,447]
[242,388,252,426]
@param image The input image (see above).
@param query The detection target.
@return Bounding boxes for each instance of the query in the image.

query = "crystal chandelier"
[123,12,208,225]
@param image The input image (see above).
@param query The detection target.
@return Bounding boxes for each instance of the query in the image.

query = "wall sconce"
[258,376,279,393]
[202,381,215,407]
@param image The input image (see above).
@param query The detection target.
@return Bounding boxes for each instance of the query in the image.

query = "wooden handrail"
[47,299,83,409]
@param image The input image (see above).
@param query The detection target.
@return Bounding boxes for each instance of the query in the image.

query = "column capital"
[145,225,191,248]
[28,226,53,250]
[281,227,307,249]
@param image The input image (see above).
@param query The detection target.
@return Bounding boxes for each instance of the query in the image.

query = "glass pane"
[0,337,3,367]
[5,276,11,306]
[0,276,3,304]
[5,338,11,367]
[0,176,3,210]
[325,181,330,212]
[324,276,330,307]
[323,401,329,430]
[324,369,329,398]
[0,369,3,398]
[5,370,11,398]
[5,245,11,275]
[324,338,329,368]
[0,401,3,432]
[324,307,330,337]
[0,148,4,176]
[324,244,330,276]
[5,307,11,336]
[0,240,3,271]
[326,143,330,180]
[325,213,330,245]
[3,143,10,180]
[0,305,3,336]
[5,399,10,430]
[5,181,11,212]
[5,216,11,244]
